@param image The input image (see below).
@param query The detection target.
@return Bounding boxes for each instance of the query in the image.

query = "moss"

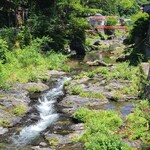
[0,119,10,127]
[47,137,59,146]
[26,86,42,93]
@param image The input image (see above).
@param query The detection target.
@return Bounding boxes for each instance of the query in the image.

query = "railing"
[96,26,128,32]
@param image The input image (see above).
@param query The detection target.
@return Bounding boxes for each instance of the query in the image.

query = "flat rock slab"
[59,95,108,115]
[44,123,84,148]
[46,70,66,76]
[0,127,8,135]
[23,82,49,92]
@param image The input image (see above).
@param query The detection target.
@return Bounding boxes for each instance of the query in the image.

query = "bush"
[73,108,130,150]
[124,100,150,143]
[85,133,130,150]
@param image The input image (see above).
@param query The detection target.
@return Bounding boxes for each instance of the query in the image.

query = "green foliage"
[70,85,82,95]
[0,119,10,128]
[106,17,118,35]
[0,37,69,89]
[85,133,130,150]
[79,92,107,101]
[64,80,71,88]
[123,100,150,143]
[46,137,59,146]
[12,105,27,116]
[111,91,125,101]
[73,108,130,149]
[95,63,137,81]
[73,107,91,122]
[26,86,42,93]
[17,26,32,48]
[107,17,118,26]
[126,12,149,44]
[0,38,8,60]
[0,28,17,49]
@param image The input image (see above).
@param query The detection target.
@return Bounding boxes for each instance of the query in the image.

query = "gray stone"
[0,127,8,134]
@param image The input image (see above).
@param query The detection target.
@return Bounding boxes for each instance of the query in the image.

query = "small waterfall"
[12,77,70,146]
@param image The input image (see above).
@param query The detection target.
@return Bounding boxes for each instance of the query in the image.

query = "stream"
[0,55,138,150]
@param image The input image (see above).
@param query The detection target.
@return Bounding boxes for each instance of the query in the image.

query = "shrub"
[85,133,130,150]
[70,85,82,95]
[73,108,129,149]
[124,100,150,143]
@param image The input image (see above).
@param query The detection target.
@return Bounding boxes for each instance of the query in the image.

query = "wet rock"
[59,95,108,115]
[23,82,49,92]
[46,70,66,76]
[39,142,47,147]
[123,139,141,148]
[0,127,8,135]
[32,146,54,150]
[58,143,84,150]
[70,123,84,131]
[45,123,84,148]
[86,60,110,66]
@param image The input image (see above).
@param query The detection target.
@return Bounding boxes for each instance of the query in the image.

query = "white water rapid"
[12,77,70,146]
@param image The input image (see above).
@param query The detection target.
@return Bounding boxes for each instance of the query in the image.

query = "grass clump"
[70,85,82,95]
[0,119,10,127]
[73,71,96,80]
[26,86,42,93]
[111,91,125,101]
[47,137,59,146]
[79,91,107,101]
[73,107,130,150]
[12,105,27,116]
